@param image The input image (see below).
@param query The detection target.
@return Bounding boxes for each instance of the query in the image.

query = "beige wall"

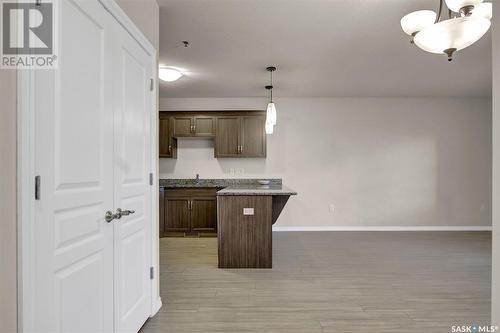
[160,97,492,229]
[492,1,500,326]
[0,70,17,332]
[115,0,160,51]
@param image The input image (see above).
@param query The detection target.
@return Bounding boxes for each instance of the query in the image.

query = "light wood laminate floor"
[140,232,491,333]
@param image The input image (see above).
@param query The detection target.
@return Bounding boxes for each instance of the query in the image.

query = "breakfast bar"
[216,184,297,269]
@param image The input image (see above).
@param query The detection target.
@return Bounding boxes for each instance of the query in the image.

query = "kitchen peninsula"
[159,179,297,268]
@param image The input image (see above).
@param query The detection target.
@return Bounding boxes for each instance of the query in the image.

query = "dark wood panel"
[165,198,190,232]
[246,196,272,268]
[159,117,173,158]
[159,187,165,237]
[191,198,217,232]
[173,116,193,137]
[215,117,240,157]
[165,188,218,198]
[240,115,266,157]
[217,196,273,268]
[193,116,215,137]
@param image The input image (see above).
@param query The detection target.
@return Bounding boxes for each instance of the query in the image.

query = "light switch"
[243,208,254,215]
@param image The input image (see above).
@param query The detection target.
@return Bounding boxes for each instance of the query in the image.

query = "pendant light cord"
[270,71,273,103]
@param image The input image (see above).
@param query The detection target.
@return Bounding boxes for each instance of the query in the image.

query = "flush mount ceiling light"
[158,67,183,82]
[265,66,277,135]
[401,0,492,61]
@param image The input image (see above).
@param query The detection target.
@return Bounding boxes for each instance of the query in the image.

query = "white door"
[34,0,115,332]
[33,1,154,332]
[112,21,153,333]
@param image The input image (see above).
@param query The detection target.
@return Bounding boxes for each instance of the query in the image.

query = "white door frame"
[16,1,161,331]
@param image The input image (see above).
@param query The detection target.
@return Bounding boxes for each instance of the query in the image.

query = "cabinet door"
[191,197,217,232]
[159,117,173,157]
[215,116,240,157]
[193,116,215,137]
[165,198,191,232]
[173,116,193,137]
[240,115,266,157]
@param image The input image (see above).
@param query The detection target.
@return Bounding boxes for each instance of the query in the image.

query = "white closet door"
[34,0,115,332]
[112,22,153,333]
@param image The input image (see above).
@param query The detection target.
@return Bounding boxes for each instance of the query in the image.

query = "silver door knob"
[105,211,118,223]
[117,208,135,217]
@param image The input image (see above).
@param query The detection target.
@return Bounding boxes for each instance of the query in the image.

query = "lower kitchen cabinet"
[161,188,218,236]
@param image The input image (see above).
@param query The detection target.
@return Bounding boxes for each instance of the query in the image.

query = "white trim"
[273,226,493,232]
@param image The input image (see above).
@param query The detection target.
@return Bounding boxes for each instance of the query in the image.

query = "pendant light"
[401,0,492,61]
[265,66,277,134]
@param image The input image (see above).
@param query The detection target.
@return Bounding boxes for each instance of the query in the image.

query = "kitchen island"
[217,184,297,269]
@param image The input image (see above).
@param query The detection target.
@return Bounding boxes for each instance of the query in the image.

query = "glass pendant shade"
[265,121,274,134]
[401,10,437,35]
[445,0,483,13]
[470,2,492,19]
[413,17,490,54]
[266,102,277,126]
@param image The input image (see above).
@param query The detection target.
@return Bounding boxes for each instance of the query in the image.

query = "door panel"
[159,117,172,157]
[34,1,115,332]
[241,116,266,157]
[173,116,193,136]
[193,116,215,136]
[113,22,153,333]
[191,198,217,232]
[215,117,240,157]
[165,198,191,232]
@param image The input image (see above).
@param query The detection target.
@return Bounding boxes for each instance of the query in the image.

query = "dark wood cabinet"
[240,115,266,157]
[173,116,193,137]
[161,188,218,236]
[217,195,272,268]
[172,115,215,137]
[215,116,240,157]
[215,115,266,158]
[159,111,266,158]
[159,116,175,158]
[191,197,217,232]
[193,116,215,137]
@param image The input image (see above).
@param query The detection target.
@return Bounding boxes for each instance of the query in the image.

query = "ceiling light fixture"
[265,66,277,135]
[401,0,492,61]
[159,67,183,82]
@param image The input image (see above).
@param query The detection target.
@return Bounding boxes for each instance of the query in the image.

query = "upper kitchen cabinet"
[172,115,215,137]
[159,111,266,158]
[215,116,240,157]
[215,115,266,158]
[159,114,176,158]
[240,115,266,157]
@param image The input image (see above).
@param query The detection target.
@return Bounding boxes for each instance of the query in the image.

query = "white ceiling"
[157,0,492,98]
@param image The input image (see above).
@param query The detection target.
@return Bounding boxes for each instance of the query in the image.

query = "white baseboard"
[272,226,493,232]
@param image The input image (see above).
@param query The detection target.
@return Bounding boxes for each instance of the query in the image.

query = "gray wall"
[492,1,500,325]
[160,97,492,229]
[0,70,17,332]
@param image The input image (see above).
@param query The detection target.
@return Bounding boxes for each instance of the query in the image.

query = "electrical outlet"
[329,204,335,214]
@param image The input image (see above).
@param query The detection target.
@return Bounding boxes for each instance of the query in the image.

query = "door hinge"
[35,176,41,200]
[149,78,154,92]
[150,266,154,280]
[149,173,154,186]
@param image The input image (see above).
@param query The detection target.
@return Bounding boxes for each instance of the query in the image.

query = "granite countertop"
[216,184,297,196]
[160,178,282,188]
